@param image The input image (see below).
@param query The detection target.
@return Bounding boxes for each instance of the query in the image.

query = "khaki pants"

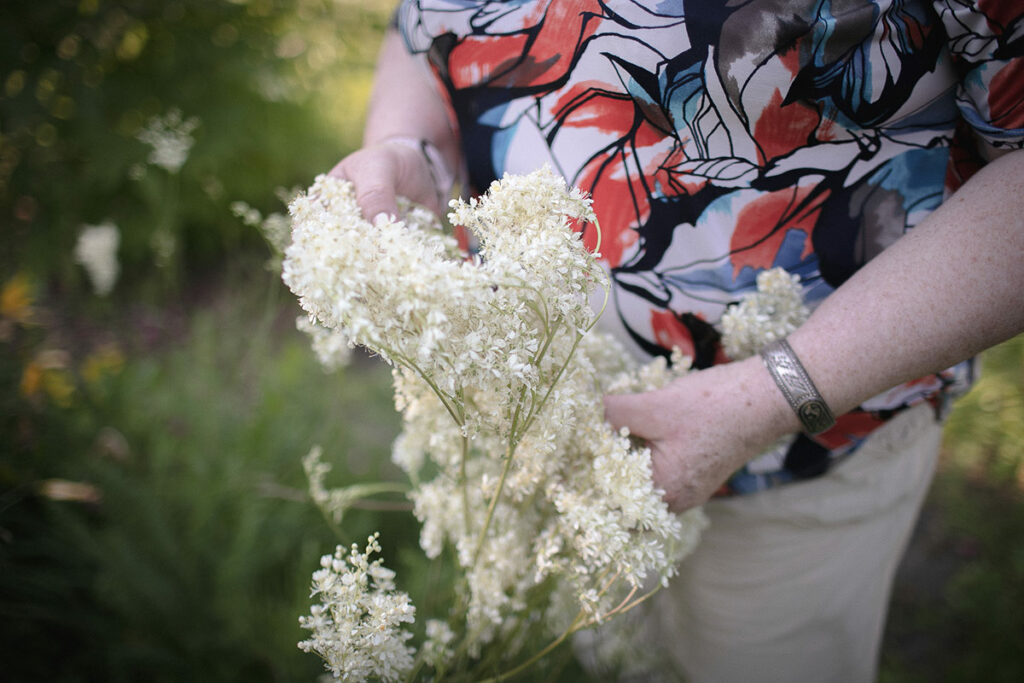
[650,403,943,683]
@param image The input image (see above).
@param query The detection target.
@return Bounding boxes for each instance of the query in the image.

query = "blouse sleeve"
[936,0,1024,150]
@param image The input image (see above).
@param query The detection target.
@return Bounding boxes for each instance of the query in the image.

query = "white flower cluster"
[283,168,716,675]
[298,534,415,682]
[719,268,809,360]
[230,198,293,256]
[136,109,199,174]
[392,332,707,651]
[284,168,600,404]
[296,316,351,372]
[74,222,120,296]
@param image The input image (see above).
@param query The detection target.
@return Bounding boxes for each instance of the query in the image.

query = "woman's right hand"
[328,140,444,222]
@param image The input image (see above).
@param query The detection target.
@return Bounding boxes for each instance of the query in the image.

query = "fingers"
[328,143,441,221]
[603,391,663,439]
[329,152,400,220]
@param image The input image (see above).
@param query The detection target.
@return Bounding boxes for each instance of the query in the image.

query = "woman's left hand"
[603,356,798,511]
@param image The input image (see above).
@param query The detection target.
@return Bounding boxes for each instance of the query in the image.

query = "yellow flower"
[20,350,75,407]
[19,361,43,398]
[43,370,76,407]
[1,273,34,324]
[81,344,124,386]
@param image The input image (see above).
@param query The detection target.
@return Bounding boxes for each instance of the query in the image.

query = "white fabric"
[649,402,943,683]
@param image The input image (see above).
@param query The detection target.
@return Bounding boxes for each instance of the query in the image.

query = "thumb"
[355,179,401,224]
[603,392,660,439]
[328,150,402,222]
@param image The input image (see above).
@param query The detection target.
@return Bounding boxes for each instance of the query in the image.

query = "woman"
[330,2,1024,680]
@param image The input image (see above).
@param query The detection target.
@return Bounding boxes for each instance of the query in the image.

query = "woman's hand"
[329,140,443,222]
[603,356,798,511]
[327,26,460,222]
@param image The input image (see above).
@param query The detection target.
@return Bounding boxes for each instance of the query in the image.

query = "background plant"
[1,1,1022,681]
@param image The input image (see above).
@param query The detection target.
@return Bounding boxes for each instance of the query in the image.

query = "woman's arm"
[329,29,460,219]
[605,149,1024,511]
[790,149,1024,415]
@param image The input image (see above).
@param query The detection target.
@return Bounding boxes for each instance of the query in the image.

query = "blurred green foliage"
[1,1,1023,680]
[1,263,410,682]
[943,338,1024,486]
[1,0,391,291]
[882,335,1024,683]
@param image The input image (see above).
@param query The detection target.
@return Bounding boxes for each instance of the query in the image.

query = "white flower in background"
[149,227,176,269]
[296,316,351,372]
[74,222,120,296]
[719,268,809,360]
[136,108,200,173]
[230,200,262,227]
[231,200,292,256]
[298,534,415,683]
[421,619,456,669]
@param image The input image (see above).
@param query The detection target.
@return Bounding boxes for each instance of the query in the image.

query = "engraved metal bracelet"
[759,338,836,435]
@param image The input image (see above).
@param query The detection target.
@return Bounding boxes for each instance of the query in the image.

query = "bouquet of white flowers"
[282,167,805,681]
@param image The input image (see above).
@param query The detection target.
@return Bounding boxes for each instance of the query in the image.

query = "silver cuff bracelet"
[760,338,836,435]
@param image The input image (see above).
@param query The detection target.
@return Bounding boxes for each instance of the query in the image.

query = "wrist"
[759,338,837,435]
[734,354,804,444]
[375,136,455,210]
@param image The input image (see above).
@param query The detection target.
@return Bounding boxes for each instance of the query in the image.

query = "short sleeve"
[936,0,1024,149]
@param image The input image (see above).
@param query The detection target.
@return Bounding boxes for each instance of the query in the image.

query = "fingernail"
[373,212,390,225]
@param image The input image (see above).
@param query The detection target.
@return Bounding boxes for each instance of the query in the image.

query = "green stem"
[470,383,527,569]
[391,351,464,429]
[516,329,585,440]
[335,482,410,500]
[460,432,471,536]
[477,610,587,683]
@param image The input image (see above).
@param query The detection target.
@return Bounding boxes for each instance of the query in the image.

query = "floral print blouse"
[396,0,1024,493]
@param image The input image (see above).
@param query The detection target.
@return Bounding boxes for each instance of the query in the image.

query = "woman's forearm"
[362,29,461,178]
[603,149,1024,510]
[788,148,1024,417]
[331,29,461,219]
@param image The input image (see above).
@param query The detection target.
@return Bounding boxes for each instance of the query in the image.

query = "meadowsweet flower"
[231,200,293,255]
[287,168,803,677]
[296,317,351,371]
[422,619,456,668]
[298,534,415,682]
[149,228,176,269]
[74,222,120,296]
[719,268,809,360]
[286,168,704,665]
[136,109,199,173]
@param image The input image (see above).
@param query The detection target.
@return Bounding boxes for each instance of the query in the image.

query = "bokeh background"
[1,2,1022,681]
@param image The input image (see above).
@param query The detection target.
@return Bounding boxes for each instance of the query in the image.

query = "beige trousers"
[650,403,944,683]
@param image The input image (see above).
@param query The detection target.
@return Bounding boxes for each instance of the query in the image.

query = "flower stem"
[478,610,587,683]
[470,384,526,568]
[460,432,471,535]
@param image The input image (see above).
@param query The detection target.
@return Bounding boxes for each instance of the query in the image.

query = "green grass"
[1,266,408,682]
[882,334,1024,682]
